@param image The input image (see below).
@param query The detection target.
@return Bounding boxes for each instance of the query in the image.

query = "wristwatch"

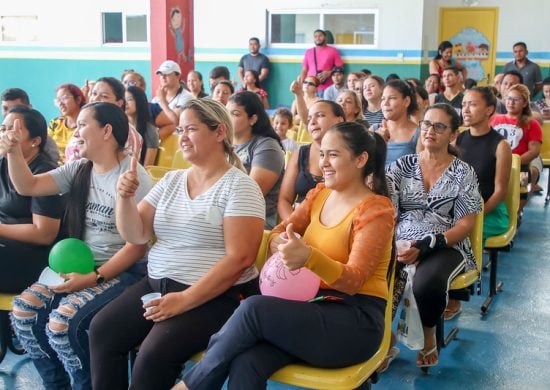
[94,270,105,285]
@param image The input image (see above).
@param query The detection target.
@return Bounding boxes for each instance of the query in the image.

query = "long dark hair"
[126,86,151,164]
[384,79,419,117]
[329,121,388,197]
[434,40,453,60]
[63,102,128,239]
[228,91,283,148]
[95,77,126,110]
[244,69,262,89]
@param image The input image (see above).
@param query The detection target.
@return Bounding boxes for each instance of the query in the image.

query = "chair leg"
[545,166,550,206]
[481,249,503,315]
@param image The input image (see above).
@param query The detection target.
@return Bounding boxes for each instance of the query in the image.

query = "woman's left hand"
[397,243,421,265]
[52,272,96,293]
[278,223,312,270]
[144,292,188,322]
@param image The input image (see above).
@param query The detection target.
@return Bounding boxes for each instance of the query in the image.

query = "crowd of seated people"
[0,43,547,388]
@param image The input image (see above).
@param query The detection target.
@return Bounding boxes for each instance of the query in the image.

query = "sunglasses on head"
[303,81,316,87]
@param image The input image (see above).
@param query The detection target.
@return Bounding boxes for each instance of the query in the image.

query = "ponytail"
[63,160,93,239]
[328,122,389,198]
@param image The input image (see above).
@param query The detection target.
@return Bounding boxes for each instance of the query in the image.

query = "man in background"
[237,37,270,88]
[300,29,343,96]
[503,42,542,97]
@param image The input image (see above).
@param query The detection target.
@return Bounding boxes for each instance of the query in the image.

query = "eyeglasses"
[303,81,316,87]
[124,80,138,87]
[53,95,72,106]
[419,120,450,134]
[505,96,524,104]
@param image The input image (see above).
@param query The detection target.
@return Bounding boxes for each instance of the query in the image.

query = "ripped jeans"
[10,262,146,390]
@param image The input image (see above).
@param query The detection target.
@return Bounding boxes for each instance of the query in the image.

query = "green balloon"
[49,238,95,274]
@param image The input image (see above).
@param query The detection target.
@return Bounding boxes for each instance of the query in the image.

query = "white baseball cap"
[156,60,181,75]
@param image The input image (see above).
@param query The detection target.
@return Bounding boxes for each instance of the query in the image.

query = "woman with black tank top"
[453,87,512,319]
[277,100,344,220]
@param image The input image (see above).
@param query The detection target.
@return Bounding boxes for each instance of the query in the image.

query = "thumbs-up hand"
[117,156,140,198]
[278,223,311,270]
[290,76,303,96]
[0,118,23,156]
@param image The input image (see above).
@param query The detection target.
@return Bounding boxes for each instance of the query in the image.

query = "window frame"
[267,8,379,49]
[0,15,39,43]
[101,11,149,46]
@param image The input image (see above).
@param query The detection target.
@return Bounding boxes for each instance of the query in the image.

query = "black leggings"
[413,248,465,327]
[89,275,258,390]
[0,237,51,293]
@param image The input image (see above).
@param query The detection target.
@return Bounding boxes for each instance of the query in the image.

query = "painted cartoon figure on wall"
[169,7,190,63]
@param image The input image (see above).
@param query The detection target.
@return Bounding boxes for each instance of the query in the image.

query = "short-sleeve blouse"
[386,154,482,271]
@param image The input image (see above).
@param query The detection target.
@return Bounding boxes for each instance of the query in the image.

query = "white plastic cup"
[141,292,161,311]
[396,240,411,256]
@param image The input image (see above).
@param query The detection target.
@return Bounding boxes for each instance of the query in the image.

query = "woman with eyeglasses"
[0,106,64,294]
[489,84,542,211]
[386,103,482,369]
[291,76,321,126]
[88,98,265,389]
[2,102,152,390]
[48,83,86,163]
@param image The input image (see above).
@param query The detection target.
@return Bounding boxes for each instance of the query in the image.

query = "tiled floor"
[2,188,550,389]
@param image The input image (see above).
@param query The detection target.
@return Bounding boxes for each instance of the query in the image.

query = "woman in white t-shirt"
[88,98,266,390]
[2,102,152,390]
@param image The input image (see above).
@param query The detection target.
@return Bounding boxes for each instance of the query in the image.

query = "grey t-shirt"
[49,156,153,265]
[234,136,284,229]
[144,122,160,149]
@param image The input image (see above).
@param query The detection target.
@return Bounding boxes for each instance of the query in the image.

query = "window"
[102,12,148,44]
[1,16,38,42]
[269,9,378,48]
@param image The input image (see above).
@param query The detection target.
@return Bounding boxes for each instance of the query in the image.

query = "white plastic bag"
[396,264,424,350]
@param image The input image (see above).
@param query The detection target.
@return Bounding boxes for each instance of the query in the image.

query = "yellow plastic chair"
[155,134,180,167]
[434,207,483,354]
[286,128,298,142]
[297,123,312,144]
[481,154,520,315]
[188,230,271,364]
[539,121,550,205]
[145,165,173,183]
[269,263,396,389]
[172,150,192,169]
[0,293,25,363]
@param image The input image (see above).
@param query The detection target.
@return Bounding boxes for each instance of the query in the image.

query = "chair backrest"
[469,205,484,275]
[172,150,192,169]
[540,121,550,164]
[155,134,180,167]
[145,165,173,183]
[254,230,271,271]
[297,122,312,144]
[506,154,521,230]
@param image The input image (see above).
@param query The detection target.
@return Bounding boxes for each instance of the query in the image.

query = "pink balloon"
[259,252,320,301]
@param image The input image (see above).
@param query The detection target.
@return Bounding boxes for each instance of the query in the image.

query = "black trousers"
[0,237,51,293]
[89,275,258,390]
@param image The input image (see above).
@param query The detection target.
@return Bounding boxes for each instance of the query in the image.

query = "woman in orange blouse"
[177,122,395,389]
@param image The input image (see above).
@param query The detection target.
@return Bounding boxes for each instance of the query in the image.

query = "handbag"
[396,264,424,350]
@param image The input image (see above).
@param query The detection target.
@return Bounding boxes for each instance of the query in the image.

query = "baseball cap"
[156,60,181,75]
[331,66,344,75]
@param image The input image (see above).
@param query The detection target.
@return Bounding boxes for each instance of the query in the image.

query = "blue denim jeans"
[11,262,146,390]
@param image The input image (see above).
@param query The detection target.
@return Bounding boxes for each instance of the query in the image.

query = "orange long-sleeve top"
[271,184,395,300]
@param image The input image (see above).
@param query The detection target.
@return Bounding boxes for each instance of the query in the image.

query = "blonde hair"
[180,98,245,171]
[506,84,532,128]
[337,90,365,121]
